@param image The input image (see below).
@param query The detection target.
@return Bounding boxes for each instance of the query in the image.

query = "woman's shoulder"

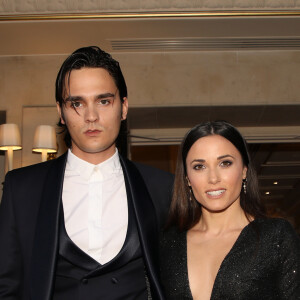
[251,217,299,244]
[253,217,295,231]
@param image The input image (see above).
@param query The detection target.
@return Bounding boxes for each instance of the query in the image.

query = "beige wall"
[0,55,63,170]
[122,51,299,107]
[0,50,300,172]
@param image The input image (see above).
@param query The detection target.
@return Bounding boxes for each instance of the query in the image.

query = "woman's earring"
[189,186,193,202]
[243,178,247,194]
[186,176,193,201]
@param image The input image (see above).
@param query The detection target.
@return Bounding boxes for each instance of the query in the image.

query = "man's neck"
[70,146,117,165]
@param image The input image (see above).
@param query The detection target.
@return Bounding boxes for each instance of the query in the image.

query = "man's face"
[57,67,128,164]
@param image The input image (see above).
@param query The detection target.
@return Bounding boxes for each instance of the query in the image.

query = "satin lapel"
[119,155,164,300]
[30,153,67,300]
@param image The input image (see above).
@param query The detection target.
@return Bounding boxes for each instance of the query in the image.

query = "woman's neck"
[194,201,251,236]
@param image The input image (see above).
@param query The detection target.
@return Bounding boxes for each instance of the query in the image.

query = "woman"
[160,121,300,300]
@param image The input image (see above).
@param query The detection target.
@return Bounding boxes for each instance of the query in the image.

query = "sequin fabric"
[159,218,300,299]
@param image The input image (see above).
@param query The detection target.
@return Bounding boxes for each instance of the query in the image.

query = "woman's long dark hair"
[167,121,266,231]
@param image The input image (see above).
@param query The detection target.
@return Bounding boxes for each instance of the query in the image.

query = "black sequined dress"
[160,218,300,299]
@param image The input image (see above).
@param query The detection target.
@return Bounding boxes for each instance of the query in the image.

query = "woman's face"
[186,134,247,213]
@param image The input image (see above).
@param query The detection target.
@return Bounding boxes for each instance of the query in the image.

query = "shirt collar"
[66,148,122,181]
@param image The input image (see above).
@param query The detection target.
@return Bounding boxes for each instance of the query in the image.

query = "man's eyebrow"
[64,95,82,102]
[64,92,115,102]
[96,92,115,99]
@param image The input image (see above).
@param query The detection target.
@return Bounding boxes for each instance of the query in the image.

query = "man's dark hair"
[167,120,266,231]
[55,46,128,148]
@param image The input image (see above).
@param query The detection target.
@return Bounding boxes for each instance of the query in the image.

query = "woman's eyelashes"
[220,160,233,167]
[191,160,233,170]
[193,163,205,170]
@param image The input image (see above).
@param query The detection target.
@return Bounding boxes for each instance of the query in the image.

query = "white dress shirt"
[62,149,128,264]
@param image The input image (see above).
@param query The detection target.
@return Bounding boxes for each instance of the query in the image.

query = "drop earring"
[243,178,247,194]
[186,176,193,202]
[189,186,193,202]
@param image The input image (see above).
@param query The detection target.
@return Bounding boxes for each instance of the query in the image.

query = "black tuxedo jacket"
[0,152,173,300]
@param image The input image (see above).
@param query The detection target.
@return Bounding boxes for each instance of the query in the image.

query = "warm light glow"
[273,181,278,185]
[0,145,22,150]
[265,191,270,195]
[32,125,57,162]
[32,148,57,153]
[0,124,22,171]
[0,124,22,150]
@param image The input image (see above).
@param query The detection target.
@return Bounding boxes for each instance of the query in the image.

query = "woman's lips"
[206,189,226,198]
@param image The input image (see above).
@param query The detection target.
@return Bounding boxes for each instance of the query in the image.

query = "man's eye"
[220,160,232,167]
[99,99,111,106]
[71,101,82,108]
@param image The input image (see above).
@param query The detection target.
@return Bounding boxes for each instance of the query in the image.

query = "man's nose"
[85,104,99,123]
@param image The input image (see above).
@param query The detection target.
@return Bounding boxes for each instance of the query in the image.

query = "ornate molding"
[1,10,300,21]
[1,0,300,20]
[1,0,300,13]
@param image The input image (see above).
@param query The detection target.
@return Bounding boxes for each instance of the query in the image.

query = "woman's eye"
[193,164,205,170]
[220,160,232,167]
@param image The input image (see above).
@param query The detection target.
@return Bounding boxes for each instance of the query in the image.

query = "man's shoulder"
[6,152,67,181]
[130,161,174,201]
[132,161,174,181]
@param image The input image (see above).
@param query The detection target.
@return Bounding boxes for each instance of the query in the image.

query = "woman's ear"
[186,176,191,186]
[242,166,248,179]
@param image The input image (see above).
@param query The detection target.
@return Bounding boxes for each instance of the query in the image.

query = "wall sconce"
[32,125,57,162]
[0,123,22,171]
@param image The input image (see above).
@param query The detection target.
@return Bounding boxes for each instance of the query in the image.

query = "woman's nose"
[208,168,220,184]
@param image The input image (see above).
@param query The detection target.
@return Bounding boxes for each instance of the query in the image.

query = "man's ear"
[121,97,128,120]
[56,102,65,125]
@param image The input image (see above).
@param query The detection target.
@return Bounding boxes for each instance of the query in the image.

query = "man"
[0,46,173,299]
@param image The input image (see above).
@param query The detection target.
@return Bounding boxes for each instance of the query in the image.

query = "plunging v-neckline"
[185,220,254,300]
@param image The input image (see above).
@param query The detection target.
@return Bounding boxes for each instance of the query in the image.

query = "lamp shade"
[0,123,22,150]
[32,125,57,153]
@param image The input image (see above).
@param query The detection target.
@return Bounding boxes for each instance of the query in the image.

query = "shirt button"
[82,278,88,284]
[111,277,118,284]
